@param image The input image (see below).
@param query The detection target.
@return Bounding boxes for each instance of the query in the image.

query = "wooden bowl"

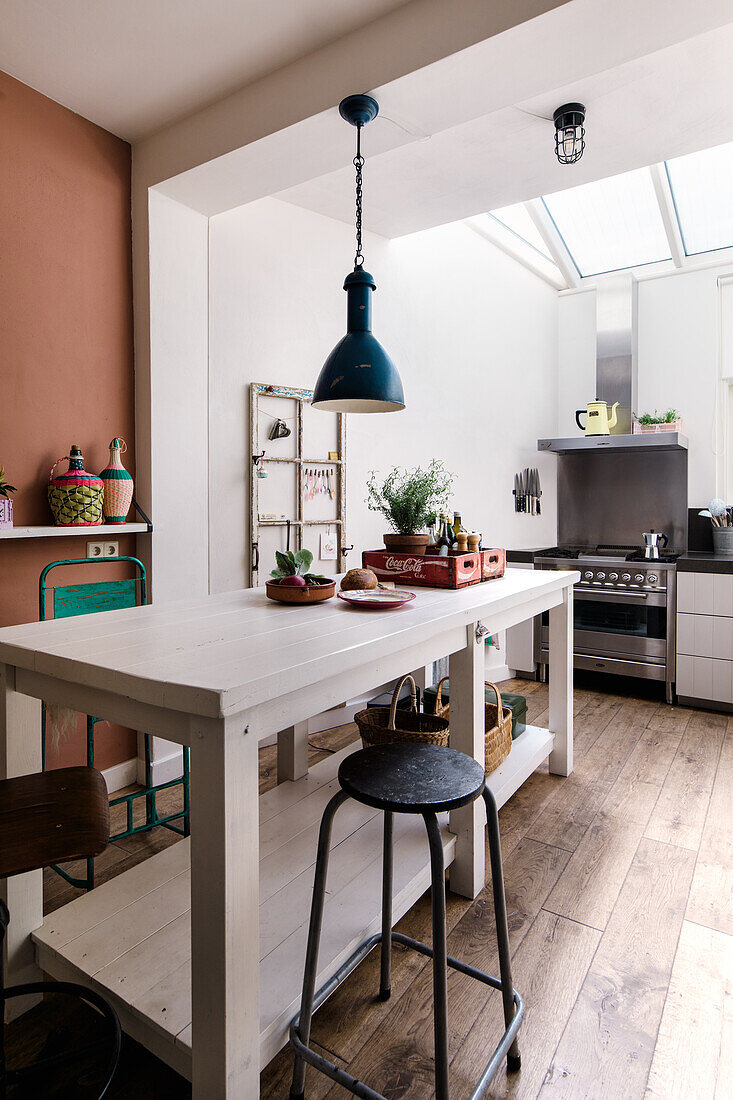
[265,579,336,605]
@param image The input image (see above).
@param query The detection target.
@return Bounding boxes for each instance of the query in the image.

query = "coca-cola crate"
[480,548,506,580]
[362,550,482,589]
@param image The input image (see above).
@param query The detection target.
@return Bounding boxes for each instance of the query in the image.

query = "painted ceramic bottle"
[100,437,134,523]
[48,445,104,526]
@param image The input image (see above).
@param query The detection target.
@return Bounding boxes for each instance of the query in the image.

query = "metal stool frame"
[39,557,190,890]
[289,785,523,1100]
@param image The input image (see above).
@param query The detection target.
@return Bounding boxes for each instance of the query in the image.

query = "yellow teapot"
[575,400,619,436]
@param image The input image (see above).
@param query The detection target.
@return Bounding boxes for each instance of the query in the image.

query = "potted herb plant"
[366,460,454,555]
[0,467,18,529]
[633,408,683,434]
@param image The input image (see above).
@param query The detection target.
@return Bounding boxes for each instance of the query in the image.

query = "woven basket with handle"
[354,674,450,749]
[433,677,512,775]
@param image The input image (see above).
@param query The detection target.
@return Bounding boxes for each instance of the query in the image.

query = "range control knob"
[583,571,594,580]
[609,572,618,581]
[621,572,631,581]
[596,571,606,580]
[634,573,645,583]
[647,574,658,584]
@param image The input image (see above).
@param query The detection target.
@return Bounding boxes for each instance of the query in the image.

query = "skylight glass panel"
[488,204,553,260]
[666,142,733,256]
[543,167,671,277]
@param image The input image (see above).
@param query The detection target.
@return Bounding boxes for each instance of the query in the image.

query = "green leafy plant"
[270,549,330,586]
[634,408,681,426]
[366,460,454,535]
[0,467,17,500]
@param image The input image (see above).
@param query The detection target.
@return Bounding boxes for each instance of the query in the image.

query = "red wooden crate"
[480,548,506,580]
[362,550,482,589]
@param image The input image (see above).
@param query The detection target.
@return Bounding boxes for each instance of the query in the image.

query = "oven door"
[540,586,668,661]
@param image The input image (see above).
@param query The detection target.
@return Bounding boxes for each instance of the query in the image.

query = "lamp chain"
[353,123,364,268]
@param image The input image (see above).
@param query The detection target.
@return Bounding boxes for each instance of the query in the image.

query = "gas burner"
[534,547,581,559]
[626,549,680,564]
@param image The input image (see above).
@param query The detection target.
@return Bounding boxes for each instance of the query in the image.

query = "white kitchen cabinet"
[676,569,733,705]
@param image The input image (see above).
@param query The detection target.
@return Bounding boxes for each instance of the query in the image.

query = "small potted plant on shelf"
[366,459,454,555]
[0,468,18,529]
[266,548,336,604]
[632,408,683,434]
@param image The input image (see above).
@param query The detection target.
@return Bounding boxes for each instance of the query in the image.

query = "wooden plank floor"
[11,674,732,1098]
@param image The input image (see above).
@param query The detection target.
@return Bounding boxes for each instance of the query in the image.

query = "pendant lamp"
[312,94,405,413]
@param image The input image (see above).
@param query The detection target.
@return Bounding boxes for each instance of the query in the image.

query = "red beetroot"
[279,575,306,587]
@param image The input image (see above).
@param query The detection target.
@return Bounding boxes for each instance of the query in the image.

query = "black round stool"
[289,743,524,1100]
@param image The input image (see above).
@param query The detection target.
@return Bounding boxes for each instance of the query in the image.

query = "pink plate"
[337,588,416,610]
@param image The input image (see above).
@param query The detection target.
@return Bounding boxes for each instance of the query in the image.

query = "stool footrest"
[289,931,524,1100]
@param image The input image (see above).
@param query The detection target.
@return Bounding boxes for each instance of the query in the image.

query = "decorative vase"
[383,533,430,556]
[48,445,104,526]
[0,500,12,529]
[100,437,134,523]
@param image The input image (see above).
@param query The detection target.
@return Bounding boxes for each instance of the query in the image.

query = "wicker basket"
[354,674,450,749]
[433,677,512,775]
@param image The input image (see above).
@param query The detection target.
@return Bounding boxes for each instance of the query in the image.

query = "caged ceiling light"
[312,94,405,413]
[553,102,586,165]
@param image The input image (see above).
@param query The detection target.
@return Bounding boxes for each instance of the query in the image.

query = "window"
[666,141,733,257]
[488,204,553,260]
[542,167,671,277]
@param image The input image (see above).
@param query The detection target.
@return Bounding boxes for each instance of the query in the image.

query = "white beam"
[465,216,566,290]
[649,163,686,269]
[526,199,580,289]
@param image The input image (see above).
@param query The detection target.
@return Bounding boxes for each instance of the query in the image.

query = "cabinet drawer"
[677,612,733,659]
[677,654,733,704]
[677,571,733,616]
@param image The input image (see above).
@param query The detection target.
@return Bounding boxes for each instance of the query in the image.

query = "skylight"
[488,204,553,260]
[542,168,671,277]
[666,141,733,257]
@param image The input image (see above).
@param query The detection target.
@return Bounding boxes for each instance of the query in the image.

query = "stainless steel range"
[533,546,678,704]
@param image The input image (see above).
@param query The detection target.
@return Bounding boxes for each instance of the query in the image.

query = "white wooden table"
[0,566,576,1097]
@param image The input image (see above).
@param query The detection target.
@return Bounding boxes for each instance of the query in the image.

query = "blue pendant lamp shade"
[312,93,405,413]
[312,267,405,412]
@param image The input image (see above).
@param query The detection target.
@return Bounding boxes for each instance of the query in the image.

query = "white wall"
[208,196,559,597]
[558,263,733,508]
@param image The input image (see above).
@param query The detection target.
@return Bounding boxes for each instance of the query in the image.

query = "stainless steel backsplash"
[557,450,688,549]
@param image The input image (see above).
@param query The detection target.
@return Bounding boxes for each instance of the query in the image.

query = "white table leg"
[448,625,486,899]
[0,664,43,998]
[277,720,309,783]
[190,714,260,1098]
[549,586,573,776]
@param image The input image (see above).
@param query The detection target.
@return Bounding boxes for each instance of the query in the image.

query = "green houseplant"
[633,408,682,434]
[0,467,18,530]
[366,460,454,554]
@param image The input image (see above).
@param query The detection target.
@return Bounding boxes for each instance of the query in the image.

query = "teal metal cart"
[40,556,190,890]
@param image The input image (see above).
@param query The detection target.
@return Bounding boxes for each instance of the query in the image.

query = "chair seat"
[0,767,109,878]
[338,744,485,814]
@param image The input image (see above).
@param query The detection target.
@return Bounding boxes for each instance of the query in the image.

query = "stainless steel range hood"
[538,275,688,455]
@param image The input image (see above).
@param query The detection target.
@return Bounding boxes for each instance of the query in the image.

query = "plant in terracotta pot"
[366,460,454,555]
[0,467,18,530]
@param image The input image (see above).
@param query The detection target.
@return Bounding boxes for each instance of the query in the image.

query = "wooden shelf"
[0,523,149,540]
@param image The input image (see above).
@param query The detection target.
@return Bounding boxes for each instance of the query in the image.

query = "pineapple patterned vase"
[48,446,104,526]
[100,437,134,523]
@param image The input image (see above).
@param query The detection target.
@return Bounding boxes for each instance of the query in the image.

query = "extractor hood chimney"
[538,274,688,454]
[595,274,637,436]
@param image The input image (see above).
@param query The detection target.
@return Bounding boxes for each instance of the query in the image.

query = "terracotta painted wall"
[0,71,136,771]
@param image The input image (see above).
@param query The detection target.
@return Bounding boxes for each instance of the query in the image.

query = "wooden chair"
[40,556,190,890]
[0,767,121,1097]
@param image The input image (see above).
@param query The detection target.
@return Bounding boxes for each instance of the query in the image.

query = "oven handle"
[575,587,661,603]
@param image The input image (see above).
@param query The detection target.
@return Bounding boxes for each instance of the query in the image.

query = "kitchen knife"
[514,473,520,511]
[520,468,527,512]
[536,468,541,515]
[530,468,537,515]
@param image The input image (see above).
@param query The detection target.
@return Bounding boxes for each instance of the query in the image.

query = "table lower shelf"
[33,726,554,1079]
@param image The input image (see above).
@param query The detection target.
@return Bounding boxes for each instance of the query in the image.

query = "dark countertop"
[678,552,733,573]
[506,547,550,564]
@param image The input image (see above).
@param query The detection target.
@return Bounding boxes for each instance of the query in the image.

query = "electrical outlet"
[104,541,119,558]
[87,541,105,559]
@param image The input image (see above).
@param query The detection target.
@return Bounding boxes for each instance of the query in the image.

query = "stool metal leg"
[290,788,349,1100]
[379,811,393,1001]
[423,812,450,1100]
[482,788,521,1073]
